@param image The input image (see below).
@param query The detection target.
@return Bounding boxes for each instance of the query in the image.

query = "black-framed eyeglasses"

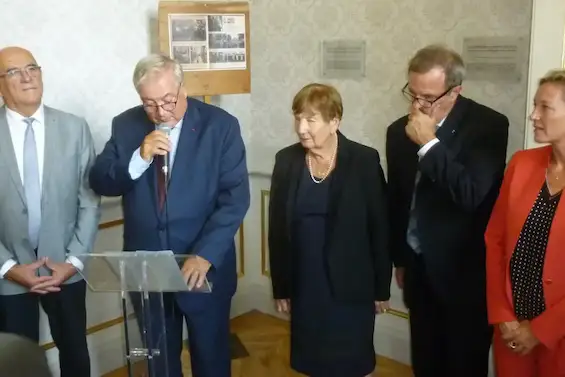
[142,85,182,112]
[401,83,453,108]
[0,64,42,80]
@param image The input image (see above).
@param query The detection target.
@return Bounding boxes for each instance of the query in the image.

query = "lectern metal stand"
[75,251,212,377]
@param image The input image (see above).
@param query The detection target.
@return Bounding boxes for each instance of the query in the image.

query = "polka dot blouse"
[510,181,561,321]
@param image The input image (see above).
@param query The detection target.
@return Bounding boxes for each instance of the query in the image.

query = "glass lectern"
[75,250,211,377]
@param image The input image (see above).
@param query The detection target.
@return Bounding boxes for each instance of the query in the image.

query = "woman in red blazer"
[486,69,565,377]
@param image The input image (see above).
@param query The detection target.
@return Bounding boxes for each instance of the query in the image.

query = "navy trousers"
[130,291,232,377]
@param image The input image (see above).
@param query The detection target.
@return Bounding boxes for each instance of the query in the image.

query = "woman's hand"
[275,299,291,314]
[375,300,390,314]
[502,320,540,355]
[499,321,520,337]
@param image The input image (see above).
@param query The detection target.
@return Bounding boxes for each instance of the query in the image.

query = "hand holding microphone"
[140,125,171,162]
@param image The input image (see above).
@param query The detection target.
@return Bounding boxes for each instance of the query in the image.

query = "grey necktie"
[406,125,441,254]
[23,117,41,249]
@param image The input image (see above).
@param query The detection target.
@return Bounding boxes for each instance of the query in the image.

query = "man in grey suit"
[0,332,53,377]
[0,47,100,377]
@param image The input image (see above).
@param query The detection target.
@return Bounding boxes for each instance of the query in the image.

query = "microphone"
[156,124,171,181]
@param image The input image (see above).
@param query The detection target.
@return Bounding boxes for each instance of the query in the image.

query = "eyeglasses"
[0,65,42,80]
[142,85,182,112]
[401,83,453,108]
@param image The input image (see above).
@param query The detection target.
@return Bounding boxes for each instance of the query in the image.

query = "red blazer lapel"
[507,147,551,251]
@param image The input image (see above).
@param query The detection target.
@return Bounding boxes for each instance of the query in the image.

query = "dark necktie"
[406,172,421,253]
[155,156,166,210]
[406,124,441,254]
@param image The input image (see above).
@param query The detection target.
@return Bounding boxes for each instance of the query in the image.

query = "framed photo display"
[158,1,251,96]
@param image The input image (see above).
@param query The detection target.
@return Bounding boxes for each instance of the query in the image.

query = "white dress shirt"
[417,117,446,158]
[129,118,183,180]
[0,105,83,278]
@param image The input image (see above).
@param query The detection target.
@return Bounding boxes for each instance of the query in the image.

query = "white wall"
[524,0,565,150]
[247,0,532,166]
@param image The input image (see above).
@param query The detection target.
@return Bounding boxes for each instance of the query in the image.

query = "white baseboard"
[231,281,288,320]
[374,314,411,365]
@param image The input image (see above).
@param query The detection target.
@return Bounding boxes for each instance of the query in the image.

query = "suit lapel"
[546,152,565,267]
[141,119,158,217]
[282,132,350,239]
[42,107,60,208]
[284,145,304,237]
[154,99,202,218]
[326,132,350,235]
[435,96,469,147]
[168,99,201,187]
[509,150,549,245]
[0,107,26,204]
[414,96,469,191]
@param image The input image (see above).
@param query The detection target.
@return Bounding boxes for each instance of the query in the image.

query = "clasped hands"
[499,320,540,355]
[5,257,77,295]
[405,107,438,147]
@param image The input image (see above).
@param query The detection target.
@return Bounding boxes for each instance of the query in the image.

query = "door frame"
[524,0,565,149]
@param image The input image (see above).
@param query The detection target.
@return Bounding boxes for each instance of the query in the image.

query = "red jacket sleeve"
[531,297,565,349]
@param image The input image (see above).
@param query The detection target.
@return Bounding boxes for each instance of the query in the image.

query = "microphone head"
[157,124,172,135]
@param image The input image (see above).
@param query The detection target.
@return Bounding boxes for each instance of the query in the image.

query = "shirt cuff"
[417,138,440,158]
[0,259,17,279]
[128,147,152,180]
[66,256,84,271]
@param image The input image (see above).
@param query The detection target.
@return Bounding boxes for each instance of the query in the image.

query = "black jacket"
[386,95,509,303]
[268,132,392,303]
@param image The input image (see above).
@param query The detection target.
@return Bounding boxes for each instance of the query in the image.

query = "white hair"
[132,54,183,92]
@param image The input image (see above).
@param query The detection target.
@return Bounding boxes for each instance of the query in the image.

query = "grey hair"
[133,54,183,92]
[408,44,466,88]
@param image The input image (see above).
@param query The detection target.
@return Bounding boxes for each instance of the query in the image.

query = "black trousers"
[0,280,90,377]
[404,255,493,377]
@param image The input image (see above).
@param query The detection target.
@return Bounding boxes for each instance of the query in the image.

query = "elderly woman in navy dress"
[268,83,392,377]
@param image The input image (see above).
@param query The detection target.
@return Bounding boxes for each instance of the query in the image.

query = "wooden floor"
[104,310,412,377]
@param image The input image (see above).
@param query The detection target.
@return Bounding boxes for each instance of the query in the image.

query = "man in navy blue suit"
[89,54,250,377]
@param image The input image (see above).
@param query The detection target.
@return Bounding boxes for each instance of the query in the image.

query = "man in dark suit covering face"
[386,44,509,377]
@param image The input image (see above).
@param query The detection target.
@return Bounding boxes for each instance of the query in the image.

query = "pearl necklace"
[307,139,338,184]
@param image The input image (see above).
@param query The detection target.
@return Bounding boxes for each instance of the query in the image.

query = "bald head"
[0,46,43,116]
[0,46,35,66]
